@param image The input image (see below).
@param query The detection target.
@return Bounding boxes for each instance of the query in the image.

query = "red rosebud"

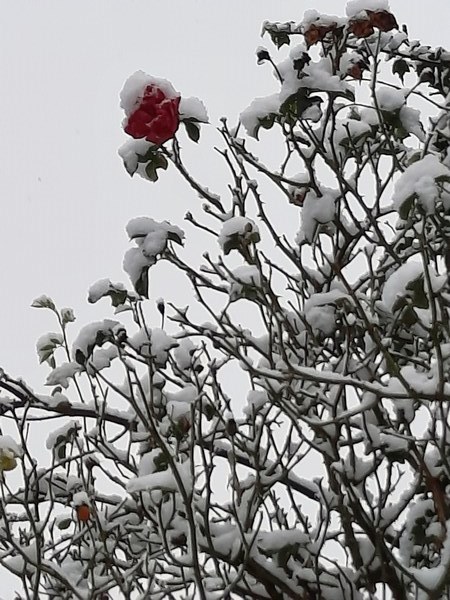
[349,18,374,38]
[125,84,181,145]
[76,503,91,523]
[368,10,398,32]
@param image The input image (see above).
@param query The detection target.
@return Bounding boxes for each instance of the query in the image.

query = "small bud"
[156,297,165,317]
[256,47,270,65]
[226,418,238,436]
[76,503,91,523]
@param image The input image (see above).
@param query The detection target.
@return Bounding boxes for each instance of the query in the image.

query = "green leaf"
[406,275,429,309]
[399,196,414,220]
[145,162,159,182]
[167,231,184,245]
[134,267,149,299]
[260,115,276,131]
[401,306,418,327]
[136,146,157,164]
[75,349,86,366]
[153,153,168,171]
[392,58,410,84]
[144,152,168,182]
[57,517,73,531]
[184,120,200,143]
[269,31,290,49]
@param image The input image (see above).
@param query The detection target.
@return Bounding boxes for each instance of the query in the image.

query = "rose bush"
[124,83,180,144]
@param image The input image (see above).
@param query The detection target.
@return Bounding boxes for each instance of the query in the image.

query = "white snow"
[46,361,82,388]
[179,96,209,123]
[244,390,269,415]
[166,384,197,420]
[123,247,154,289]
[138,448,164,477]
[382,261,423,311]
[124,217,184,288]
[118,138,154,177]
[346,0,390,18]
[256,529,310,552]
[87,346,118,374]
[0,435,22,457]
[127,460,192,494]
[72,491,89,507]
[229,265,261,299]
[304,289,351,335]
[36,332,63,363]
[46,421,80,450]
[173,338,197,370]
[127,216,184,246]
[297,188,337,243]
[301,9,345,29]
[129,327,178,366]
[120,71,179,117]
[392,154,450,214]
[376,86,406,112]
[88,279,127,304]
[72,320,119,360]
[399,106,425,141]
[382,259,445,318]
[218,216,259,251]
[240,94,280,138]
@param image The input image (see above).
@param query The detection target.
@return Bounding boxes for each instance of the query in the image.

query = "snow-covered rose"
[124,84,181,145]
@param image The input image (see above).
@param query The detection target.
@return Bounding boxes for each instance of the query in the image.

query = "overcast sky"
[0,0,448,390]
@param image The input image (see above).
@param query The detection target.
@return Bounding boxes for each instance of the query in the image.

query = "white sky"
[0,0,448,385]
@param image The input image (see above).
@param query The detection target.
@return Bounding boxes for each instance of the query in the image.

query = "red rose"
[304,23,337,47]
[125,84,181,145]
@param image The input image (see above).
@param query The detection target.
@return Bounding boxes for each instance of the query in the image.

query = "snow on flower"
[121,71,181,144]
